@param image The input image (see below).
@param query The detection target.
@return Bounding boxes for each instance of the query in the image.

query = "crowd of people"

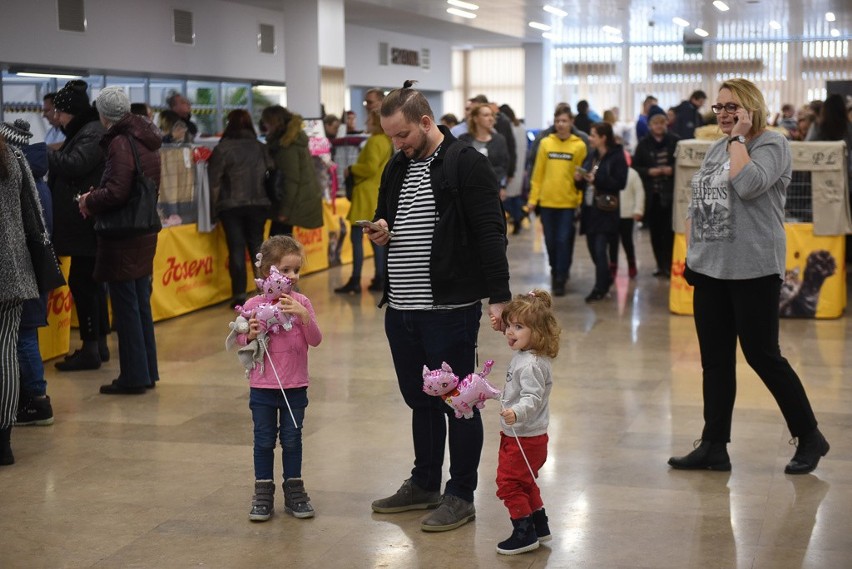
[1,76,846,558]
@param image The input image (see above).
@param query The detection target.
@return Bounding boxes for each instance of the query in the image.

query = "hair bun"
[403,80,417,89]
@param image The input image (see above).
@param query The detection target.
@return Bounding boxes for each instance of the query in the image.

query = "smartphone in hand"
[355,220,394,237]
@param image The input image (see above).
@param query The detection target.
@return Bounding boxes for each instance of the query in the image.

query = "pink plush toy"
[422,360,501,419]
[234,265,295,334]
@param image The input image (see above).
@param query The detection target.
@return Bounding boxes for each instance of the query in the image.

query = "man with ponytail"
[365,80,511,533]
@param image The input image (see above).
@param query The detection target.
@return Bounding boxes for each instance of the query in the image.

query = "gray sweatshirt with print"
[500,350,552,437]
[687,130,791,280]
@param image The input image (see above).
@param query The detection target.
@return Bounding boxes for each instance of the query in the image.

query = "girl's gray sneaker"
[284,478,315,518]
[249,479,275,522]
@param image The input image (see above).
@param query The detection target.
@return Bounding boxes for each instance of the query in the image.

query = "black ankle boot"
[785,428,829,474]
[0,427,14,466]
[552,274,567,297]
[55,348,101,371]
[334,278,361,294]
[497,515,539,555]
[98,335,111,362]
[668,440,731,471]
[368,275,384,292]
[531,508,551,542]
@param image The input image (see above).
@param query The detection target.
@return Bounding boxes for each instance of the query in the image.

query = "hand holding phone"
[355,220,394,237]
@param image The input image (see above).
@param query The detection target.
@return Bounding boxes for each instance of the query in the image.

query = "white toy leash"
[260,337,299,429]
[502,400,538,485]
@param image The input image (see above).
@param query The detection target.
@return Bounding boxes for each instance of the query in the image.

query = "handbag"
[264,168,281,203]
[12,148,66,293]
[93,136,162,237]
[27,235,66,293]
[594,193,619,212]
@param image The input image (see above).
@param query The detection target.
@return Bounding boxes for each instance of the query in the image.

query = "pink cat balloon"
[422,360,500,419]
[235,265,295,333]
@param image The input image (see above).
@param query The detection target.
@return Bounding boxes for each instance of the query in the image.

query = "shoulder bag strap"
[12,148,50,241]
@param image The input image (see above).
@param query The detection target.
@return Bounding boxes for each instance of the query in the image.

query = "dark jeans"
[586,232,613,292]
[108,276,159,388]
[608,218,636,265]
[692,274,818,441]
[647,193,673,273]
[538,207,576,278]
[68,255,110,342]
[220,207,267,298]
[385,304,483,503]
[250,387,308,481]
[503,195,524,226]
[17,327,46,397]
[349,228,385,281]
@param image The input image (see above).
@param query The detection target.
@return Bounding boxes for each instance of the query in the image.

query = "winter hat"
[0,119,34,148]
[96,86,131,123]
[54,84,92,116]
[648,105,667,121]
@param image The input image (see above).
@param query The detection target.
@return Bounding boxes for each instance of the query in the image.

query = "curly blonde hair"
[501,289,561,358]
[257,235,305,278]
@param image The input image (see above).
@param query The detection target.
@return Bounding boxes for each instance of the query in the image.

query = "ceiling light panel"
[543,5,567,18]
[447,0,478,10]
[446,7,476,18]
[529,21,552,31]
[712,1,730,12]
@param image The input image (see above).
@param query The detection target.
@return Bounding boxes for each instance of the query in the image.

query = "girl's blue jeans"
[249,387,308,481]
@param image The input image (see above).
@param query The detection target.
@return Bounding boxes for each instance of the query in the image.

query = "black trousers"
[68,255,110,342]
[220,206,267,298]
[608,218,636,265]
[692,273,818,441]
[647,193,673,273]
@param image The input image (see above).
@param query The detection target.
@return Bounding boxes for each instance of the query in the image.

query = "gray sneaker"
[420,494,476,532]
[371,479,442,513]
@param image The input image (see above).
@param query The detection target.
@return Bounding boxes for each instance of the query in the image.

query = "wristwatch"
[729,135,746,146]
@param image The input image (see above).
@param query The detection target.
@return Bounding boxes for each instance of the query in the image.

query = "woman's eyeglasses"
[711,103,741,114]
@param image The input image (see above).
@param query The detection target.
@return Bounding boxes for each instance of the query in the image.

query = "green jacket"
[267,114,323,229]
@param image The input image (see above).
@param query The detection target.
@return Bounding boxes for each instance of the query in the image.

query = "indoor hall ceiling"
[231,0,851,47]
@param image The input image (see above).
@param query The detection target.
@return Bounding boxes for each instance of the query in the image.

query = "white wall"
[344,25,452,92]
[0,0,286,83]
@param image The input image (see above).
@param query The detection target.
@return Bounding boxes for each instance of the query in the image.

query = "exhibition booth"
[669,139,851,318]
[37,143,366,361]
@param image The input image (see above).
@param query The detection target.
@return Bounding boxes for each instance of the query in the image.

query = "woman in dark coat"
[79,87,162,395]
[577,122,628,303]
[459,103,511,187]
[209,109,273,307]
[47,82,110,371]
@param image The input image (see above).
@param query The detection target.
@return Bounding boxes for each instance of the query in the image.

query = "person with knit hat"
[77,86,163,395]
[0,120,56,426]
[632,106,680,278]
[47,80,111,372]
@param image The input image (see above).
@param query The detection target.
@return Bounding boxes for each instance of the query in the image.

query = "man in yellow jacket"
[528,105,587,295]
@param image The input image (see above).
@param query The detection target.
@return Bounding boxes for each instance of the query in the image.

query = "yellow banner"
[669,224,847,318]
[151,223,230,321]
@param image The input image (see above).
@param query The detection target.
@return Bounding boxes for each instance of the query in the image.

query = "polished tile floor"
[2,225,850,569]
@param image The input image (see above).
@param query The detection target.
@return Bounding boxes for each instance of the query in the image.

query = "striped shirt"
[387,151,438,310]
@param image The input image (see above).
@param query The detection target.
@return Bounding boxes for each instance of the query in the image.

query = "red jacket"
[86,113,163,282]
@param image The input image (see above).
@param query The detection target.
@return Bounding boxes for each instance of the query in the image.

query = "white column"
[524,42,549,129]
[282,0,345,118]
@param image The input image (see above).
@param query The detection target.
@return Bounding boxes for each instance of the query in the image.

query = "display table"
[669,140,851,318]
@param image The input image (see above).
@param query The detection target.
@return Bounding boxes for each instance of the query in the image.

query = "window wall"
[0,69,276,140]
[549,38,851,126]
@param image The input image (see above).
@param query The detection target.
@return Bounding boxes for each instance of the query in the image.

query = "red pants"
[496,431,548,519]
